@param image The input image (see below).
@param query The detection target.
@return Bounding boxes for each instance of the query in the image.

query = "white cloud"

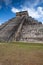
[11,7,20,13]
[0,23,1,25]
[23,0,40,8]
[21,7,40,19]
[22,6,43,22]
[0,20,2,25]
[4,0,12,6]
[11,2,43,22]
[31,0,40,7]
[11,6,43,19]
[37,7,43,15]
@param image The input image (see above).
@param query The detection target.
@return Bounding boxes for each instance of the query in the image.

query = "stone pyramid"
[0,11,43,42]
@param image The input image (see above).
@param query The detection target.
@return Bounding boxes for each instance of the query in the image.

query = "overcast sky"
[0,0,43,24]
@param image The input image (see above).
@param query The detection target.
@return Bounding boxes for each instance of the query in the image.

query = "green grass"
[0,42,43,65]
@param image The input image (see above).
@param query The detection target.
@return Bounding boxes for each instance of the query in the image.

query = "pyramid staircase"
[0,11,43,42]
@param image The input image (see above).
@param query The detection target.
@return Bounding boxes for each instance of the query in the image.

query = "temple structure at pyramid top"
[16,11,29,17]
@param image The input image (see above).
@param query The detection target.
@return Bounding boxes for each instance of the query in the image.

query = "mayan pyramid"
[0,11,43,42]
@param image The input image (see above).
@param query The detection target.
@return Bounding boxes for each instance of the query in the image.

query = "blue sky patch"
[0,0,43,24]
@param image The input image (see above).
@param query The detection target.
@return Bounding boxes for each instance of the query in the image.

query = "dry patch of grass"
[0,42,43,65]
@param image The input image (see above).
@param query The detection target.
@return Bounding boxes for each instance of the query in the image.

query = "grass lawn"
[0,42,43,65]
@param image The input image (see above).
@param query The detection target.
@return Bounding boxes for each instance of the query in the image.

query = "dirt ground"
[0,42,43,65]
